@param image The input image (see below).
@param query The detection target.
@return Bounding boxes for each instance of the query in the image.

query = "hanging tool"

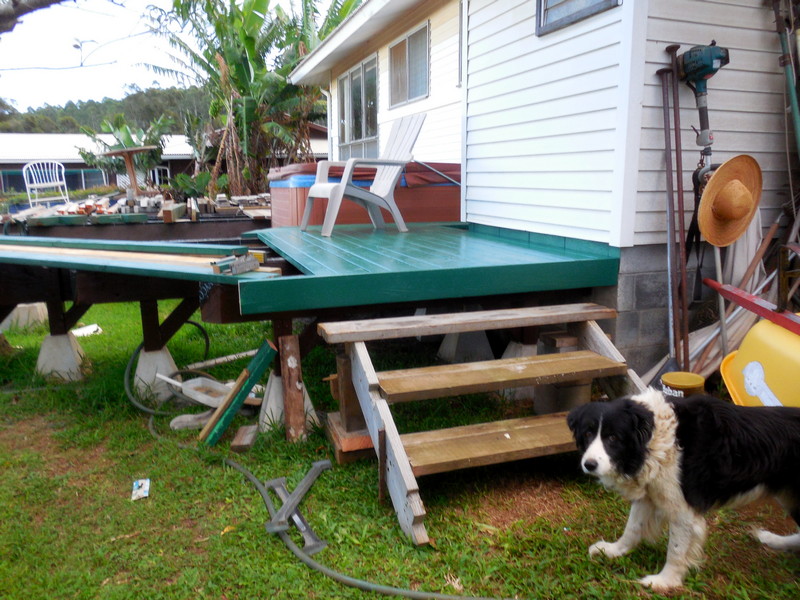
[677,43,730,161]
[676,41,731,355]
[666,45,691,370]
[657,66,685,375]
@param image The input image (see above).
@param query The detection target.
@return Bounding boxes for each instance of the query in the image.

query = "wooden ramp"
[318,304,645,545]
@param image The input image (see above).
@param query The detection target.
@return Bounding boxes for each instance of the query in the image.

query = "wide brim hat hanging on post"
[698,154,762,247]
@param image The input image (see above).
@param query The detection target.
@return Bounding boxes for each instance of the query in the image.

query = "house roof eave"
[289,0,427,87]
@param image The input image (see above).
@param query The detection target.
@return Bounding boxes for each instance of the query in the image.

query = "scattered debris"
[71,324,102,338]
[210,253,260,275]
[131,478,150,501]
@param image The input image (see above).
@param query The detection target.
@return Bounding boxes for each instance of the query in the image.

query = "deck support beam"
[135,297,200,399]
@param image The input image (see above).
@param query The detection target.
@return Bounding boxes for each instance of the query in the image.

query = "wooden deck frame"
[319,303,646,545]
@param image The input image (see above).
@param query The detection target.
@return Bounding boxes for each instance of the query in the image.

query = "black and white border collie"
[567,388,800,591]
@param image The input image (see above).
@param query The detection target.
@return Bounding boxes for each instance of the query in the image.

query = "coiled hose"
[135,364,513,599]
[123,320,211,415]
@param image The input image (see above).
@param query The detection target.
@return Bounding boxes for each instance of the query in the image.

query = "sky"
[0,0,185,111]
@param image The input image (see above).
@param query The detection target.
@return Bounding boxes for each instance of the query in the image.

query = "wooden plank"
[319,303,617,343]
[0,235,249,256]
[567,320,646,394]
[0,245,276,285]
[0,244,220,268]
[401,413,575,477]
[162,203,187,223]
[279,334,307,442]
[336,349,366,432]
[349,341,428,545]
[230,424,259,453]
[378,350,627,403]
[199,339,277,445]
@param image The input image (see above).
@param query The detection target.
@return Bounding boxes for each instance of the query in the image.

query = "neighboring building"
[0,133,195,195]
[289,0,789,373]
[0,126,331,197]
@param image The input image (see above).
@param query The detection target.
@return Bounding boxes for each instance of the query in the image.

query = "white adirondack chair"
[300,113,426,237]
[23,161,70,206]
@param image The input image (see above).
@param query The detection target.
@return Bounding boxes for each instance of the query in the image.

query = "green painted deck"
[0,224,620,316]
[237,223,619,314]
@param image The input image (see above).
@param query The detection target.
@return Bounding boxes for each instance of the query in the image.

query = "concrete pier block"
[1,302,47,332]
[134,347,179,401]
[500,341,537,402]
[437,330,494,363]
[259,372,320,433]
[36,332,88,382]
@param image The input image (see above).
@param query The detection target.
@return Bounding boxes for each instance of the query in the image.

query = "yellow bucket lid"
[661,371,705,391]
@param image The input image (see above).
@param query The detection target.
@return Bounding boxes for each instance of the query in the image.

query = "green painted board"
[0,235,248,256]
[0,246,280,285]
[90,213,150,225]
[203,340,277,446]
[252,224,606,277]
[237,259,618,314]
[27,215,88,227]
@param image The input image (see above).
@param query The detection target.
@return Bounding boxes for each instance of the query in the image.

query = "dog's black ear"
[567,403,589,434]
[625,400,654,449]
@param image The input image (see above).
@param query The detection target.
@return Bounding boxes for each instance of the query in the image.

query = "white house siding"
[464,0,634,244]
[328,0,462,163]
[636,0,787,246]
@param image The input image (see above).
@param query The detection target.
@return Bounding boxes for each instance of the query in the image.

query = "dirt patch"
[475,476,584,529]
[0,415,112,479]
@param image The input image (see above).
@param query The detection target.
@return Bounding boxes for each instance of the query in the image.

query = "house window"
[536,0,621,36]
[338,56,378,159]
[389,23,429,107]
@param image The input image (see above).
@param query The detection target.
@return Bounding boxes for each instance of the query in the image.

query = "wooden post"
[279,334,306,442]
[273,318,293,377]
[337,344,366,432]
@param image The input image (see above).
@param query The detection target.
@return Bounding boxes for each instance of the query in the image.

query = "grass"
[1,302,798,600]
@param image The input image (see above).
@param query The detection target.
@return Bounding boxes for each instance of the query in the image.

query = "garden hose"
[143,400,514,600]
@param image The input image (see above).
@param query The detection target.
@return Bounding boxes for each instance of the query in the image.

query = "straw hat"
[698,155,762,247]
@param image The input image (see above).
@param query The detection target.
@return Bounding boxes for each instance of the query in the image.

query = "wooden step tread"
[401,412,575,476]
[378,350,626,403]
[318,303,616,343]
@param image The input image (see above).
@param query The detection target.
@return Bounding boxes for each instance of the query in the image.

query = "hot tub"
[267,161,461,228]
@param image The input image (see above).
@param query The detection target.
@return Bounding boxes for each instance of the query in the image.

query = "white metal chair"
[23,161,69,206]
[300,113,426,237]
[149,166,171,187]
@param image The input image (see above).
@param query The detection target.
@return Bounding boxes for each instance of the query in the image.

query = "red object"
[704,278,800,336]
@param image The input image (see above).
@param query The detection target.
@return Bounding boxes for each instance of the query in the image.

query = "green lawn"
[0,303,797,600]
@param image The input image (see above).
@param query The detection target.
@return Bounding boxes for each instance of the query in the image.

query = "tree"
[149,0,362,193]
[0,0,66,34]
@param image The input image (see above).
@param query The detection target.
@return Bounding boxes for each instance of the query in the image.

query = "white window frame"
[536,0,621,36]
[337,55,379,159]
[389,22,430,108]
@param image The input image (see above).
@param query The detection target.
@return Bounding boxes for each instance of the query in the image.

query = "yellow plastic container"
[720,318,800,407]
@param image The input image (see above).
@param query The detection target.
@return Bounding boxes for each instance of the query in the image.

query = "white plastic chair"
[300,113,426,237]
[23,161,69,206]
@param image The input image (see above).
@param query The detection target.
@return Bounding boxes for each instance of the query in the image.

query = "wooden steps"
[378,350,627,403]
[401,412,573,476]
[318,303,645,546]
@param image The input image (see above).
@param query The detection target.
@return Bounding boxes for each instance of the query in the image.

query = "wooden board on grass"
[198,339,276,446]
